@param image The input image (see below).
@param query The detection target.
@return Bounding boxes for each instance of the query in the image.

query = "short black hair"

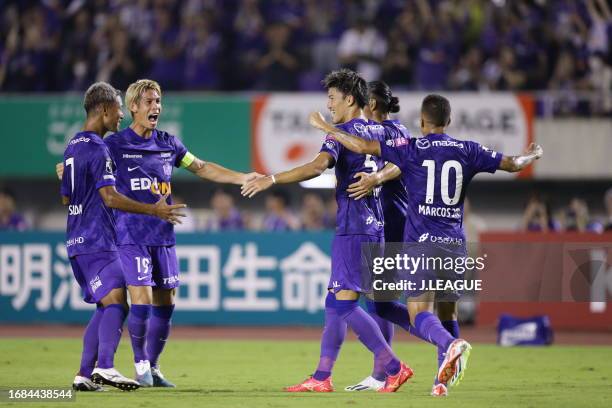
[322,69,368,108]
[421,94,451,127]
[368,81,400,114]
[83,82,121,115]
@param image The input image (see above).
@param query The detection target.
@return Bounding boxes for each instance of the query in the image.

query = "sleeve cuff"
[95,179,116,190]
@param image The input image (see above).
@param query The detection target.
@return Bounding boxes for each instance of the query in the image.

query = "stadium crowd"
[1,0,610,107]
[2,183,612,234]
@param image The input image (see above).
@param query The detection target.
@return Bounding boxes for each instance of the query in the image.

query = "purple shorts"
[70,251,125,304]
[119,245,180,289]
[330,234,383,294]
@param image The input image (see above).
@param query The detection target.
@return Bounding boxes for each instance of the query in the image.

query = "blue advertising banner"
[0,232,333,325]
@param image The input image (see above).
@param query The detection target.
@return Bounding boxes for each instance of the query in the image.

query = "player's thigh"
[150,245,180,291]
[127,284,152,304]
[334,289,359,301]
[100,287,128,307]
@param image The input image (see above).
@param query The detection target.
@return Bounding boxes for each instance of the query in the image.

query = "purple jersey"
[320,118,385,237]
[380,133,502,244]
[61,131,118,257]
[104,128,188,246]
[369,119,411,242]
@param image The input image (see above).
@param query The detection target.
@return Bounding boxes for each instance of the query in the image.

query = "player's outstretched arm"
[309,112,381,156]
[499,143,544,172]
[98,187,187,225]
[241,152,333,198]
[186,156,261,185]
[347,162,402,200]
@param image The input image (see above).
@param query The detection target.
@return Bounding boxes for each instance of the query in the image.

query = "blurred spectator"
[205,189,244,231]
[232,0,266,89]
[254,22,301,90]
[262,190,300,231]
[325,195,337,229]
[604,188,612,231]
[0,188,28,231]
[449,47,483,90]
[521,195,560,232]
[0,0,610,112]
[303,0,343,75]
[301,192,327,230]
[483,46,526,90]
[414,23,453,90]
[184,14,221,90]
[97,29,141,91]
[561,197,603,233]
[147,7,185,90]
[381,28,413,89]
[337,17,386,81]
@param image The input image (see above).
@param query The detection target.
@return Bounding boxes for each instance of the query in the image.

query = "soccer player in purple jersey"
[105,79,260,387]
[344,82,461,394]
[62,82,185,392]
[242,69,413,393]
[345,84,472,395]
[310,94,543,395]
[343,81,413,391]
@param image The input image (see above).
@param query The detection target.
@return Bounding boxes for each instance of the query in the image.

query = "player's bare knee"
[100,287,127,307]
[128,285,152,304]
[407,300,434,326]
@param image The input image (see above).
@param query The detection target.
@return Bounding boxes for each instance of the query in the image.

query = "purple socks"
[79,306,104,377]
[147,305,175,368]
[97,304,127,369]
[414,311,455,351]
[128,304,152,362]
[336,299,400,376]
[369,311,394,381]
[313,305,347,381]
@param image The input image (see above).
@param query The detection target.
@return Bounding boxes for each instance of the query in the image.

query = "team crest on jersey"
[163,162,172,176]
[416,139,431,149]
[353,123,367,134]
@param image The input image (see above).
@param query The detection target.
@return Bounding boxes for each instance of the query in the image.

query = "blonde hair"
[125,79,162,117]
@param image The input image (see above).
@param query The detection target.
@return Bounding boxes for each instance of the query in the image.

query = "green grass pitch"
[1,338,611,408]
